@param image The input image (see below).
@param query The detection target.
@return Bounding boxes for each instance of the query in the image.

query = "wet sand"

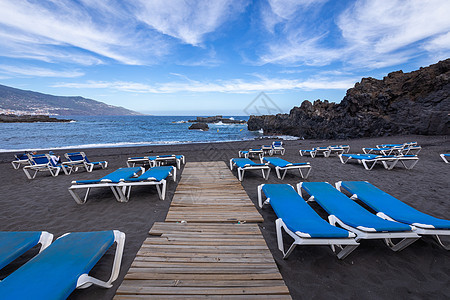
[0,134,448,299]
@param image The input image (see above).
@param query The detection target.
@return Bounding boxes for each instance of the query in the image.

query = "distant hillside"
[0,84,141,116]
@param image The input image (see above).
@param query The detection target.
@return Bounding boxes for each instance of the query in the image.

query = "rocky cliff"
[248,59,450,138]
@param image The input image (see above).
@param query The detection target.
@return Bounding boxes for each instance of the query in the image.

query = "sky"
[0,0,449,116]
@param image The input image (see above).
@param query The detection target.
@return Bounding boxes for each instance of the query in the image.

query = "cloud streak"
[53,76,356,94]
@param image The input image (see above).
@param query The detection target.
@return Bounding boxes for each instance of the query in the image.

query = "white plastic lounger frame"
[327,146,345,156]
[339,154,419,170]
[263,158,311,180]
[272,142,285,155]
[76,230,125,289]
[335,181,450,250]
[299,149,317,158]
[297,182,420,252]
[68,182,122,204]
[116,167,176,201]
[261,145,273,156]
[153,155,185,169]
[238,149,263,159]
[257,184,359,259]
[314,147,331,157]
[23,154,66,179]
[440,154,449,163]
[126,157,156,168]
[11,155,30,170]
[62,152,108,174]
[229,159,270,181]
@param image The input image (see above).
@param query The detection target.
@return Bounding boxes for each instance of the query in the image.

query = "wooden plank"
[115,162,290,299]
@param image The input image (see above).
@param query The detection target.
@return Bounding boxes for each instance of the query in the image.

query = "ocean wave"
[0,138,260,152]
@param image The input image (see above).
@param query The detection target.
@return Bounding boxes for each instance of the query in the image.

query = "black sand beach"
[0,134,449,299]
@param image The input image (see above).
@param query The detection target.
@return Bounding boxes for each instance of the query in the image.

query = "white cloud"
[0,0,169,65]
[133,0,249,45]
[260,0,450,70]
[53,76,356,94]
[0,65,84,78]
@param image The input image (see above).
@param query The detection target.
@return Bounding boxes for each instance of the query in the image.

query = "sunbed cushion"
[262,184,350,238]
[125,166,173,182]
[341,181,450,229]
[0,232,42,270]
[301,182,412,232]
[0,231,115,299]
[232,158,266,168]
[74,167,141,184]
[263,157,308,168]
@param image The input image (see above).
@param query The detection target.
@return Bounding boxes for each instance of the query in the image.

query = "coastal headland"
[0,135,448,299]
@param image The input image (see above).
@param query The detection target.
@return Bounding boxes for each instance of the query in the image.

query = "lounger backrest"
[14,153,28,160]
[272,141,283,147]
[101,167,142,183]
[0,232,43,270]
[264,157,289,167]
[66,152,84,162]
[0,231,115,299]
[340,181,450,229]
[262,184,350,238]
[301,182,412,231]
[129,166,173,182]
[29,154,50,165]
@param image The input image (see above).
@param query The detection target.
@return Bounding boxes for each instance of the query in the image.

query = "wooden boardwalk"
[166,161,263,223]
[115,161,291,299]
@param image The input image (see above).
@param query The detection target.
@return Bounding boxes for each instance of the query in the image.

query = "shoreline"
[1,134,449,299]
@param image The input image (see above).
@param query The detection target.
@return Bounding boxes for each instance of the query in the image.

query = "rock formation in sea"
[0,114,72,123]
[188,122,209,131]
[248,58,450,138]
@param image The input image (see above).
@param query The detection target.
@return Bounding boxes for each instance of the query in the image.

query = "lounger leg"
[229,159,234,170]
[23,167,33,179]
[276,219,287,257]
[336,245,359,260]
[434,235,450,250]
[68,188,86,204]
[303,167,311,179]
[275,167,281,179]
[384,237,419,251]
[281,169,288,180]
[257,184,264,208]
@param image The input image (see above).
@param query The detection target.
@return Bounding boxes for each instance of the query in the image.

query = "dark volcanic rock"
[188,122,209,131]
[248,59,450,138]
[0,114,72,123]
[188,115,246,124]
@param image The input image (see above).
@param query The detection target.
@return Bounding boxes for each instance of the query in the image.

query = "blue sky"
[0,0,449,115]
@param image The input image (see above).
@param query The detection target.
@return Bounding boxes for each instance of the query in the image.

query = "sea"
[0,115,272,152]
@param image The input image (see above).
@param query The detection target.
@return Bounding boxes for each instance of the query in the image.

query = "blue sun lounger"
[0,230,125,299]
[116,166,176,201]
[298,182,420,252]
[11,153,31,170]
[68,167,143,204]
[336,181,450,250]
[229,158,270,181]
[62,152,108,174]
[339,153,419,170]
[23,154,67,179]
[238,149,264,159]
[262,157,311,179]
[299,149,317,157]
[441,154,450,163]
[0,231,53,271]
[272,141,285,155]
[257,184,358,259]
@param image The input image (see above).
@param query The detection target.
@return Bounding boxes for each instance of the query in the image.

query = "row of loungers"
[258,181,449,259]
[69,166,176,204]
[13,152,108,179]
[363,142,421,156]
[339,153,419,170]
[230,157,311,181]
[0,230,124,299]
[299,145,350,157]
[126,154,185,169]
[239,141,286,159]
